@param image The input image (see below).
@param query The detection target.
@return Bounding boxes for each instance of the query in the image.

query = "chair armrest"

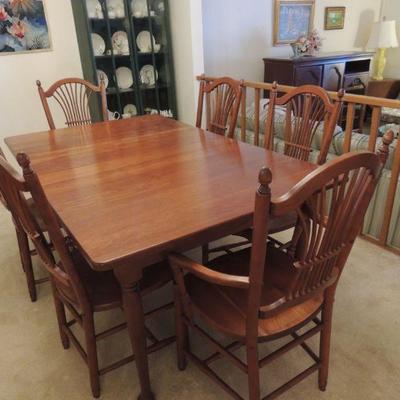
[168,253,250,289]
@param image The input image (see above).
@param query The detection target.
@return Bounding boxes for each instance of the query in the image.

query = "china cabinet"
[71,0,177,121]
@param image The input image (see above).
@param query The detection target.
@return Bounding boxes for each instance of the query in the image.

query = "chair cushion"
[186,246,323,340]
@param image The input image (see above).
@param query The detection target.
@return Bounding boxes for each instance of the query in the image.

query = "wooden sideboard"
[263,51,374,94]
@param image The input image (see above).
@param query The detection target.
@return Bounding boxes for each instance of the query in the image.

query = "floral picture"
[274,0,315,45]
[0,0,51,55]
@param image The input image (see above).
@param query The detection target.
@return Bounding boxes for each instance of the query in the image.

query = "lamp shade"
[367,20,399,49]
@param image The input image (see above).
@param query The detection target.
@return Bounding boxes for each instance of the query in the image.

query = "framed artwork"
[0,0,52,55]
[274,0,315,46]
[324,7,346,30]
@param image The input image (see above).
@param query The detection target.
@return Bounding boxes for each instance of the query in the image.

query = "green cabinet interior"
[71,0,177,121]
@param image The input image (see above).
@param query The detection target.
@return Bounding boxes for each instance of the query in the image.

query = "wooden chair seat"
[187,246,323,340]
[69,248,172,312]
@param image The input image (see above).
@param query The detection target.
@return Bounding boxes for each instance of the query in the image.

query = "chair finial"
[258,167,272,195]
[36,80,42,88]
[16,153,33,175]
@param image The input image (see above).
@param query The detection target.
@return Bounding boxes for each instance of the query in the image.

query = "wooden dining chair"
[0,147,49,302]
[202,82,344,263]
[37,77,108,130]
[265,82,344,164]
[169,151,382,400]
[0,153,174,398]
[196,75,244,138]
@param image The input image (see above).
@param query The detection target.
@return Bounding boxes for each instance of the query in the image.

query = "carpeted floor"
[0,205,399,400]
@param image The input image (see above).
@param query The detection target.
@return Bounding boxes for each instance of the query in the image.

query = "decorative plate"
[106,0,125,18]
[97,70,109,88]
[91,33,105,55]
[140,65,158,86]
[86,0,103,19]
[136,31,156,53]
[131,0,148,17]
[112,31,129,55]
[116,67,134,89]
[123,104,138,116]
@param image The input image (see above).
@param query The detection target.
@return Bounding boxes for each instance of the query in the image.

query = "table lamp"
[367,18,399,81]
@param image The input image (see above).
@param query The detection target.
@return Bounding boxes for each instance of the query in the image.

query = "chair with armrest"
[196,75,244,138]
[170,151,382,400]
[0,153,173,398]
[36,77,108,130]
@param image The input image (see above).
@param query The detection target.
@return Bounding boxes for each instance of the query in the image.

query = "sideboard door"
[323,63,345,91]
[294,65,323,86]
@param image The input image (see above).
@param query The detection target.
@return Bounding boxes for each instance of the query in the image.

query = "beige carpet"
[0,205,399,400]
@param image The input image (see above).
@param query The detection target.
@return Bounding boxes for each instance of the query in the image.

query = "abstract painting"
[0,0,51,55]
[274,0,315,45]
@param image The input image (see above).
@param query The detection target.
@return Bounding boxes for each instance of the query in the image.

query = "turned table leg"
[115,268,155,400]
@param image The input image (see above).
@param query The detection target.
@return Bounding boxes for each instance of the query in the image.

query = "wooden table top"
[6,115,316,270]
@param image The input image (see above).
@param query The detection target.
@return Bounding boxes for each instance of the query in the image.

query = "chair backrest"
[254,151,381,320]
[264,83,344,165]
[196,75,243,138]
[37,77,108,130]
[0,152,91,313]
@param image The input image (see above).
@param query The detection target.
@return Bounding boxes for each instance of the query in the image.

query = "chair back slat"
[264,83,344,165]
[0,153,91,312]
[37,77,108,130]
[196,75,243,138]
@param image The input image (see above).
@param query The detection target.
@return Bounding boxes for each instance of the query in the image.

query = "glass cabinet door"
[78,0,177,120]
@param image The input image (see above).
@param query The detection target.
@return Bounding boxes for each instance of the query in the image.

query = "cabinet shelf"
[71,0,177,120]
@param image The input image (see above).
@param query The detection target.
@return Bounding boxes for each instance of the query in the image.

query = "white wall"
[381,0,400,79]
[169,0,204,124]
[0,0,83,158]
[202,0,382,81]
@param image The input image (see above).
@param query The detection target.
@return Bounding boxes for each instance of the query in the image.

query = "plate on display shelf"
[97,70,109,88]
[136,31,156,53]
[131,0,149,17]
[106,0,125,18]
[86,0,103,18]
[140,65,158,86]
[112,31,129,55]
[123,104,138,116]
[116,66,134,89]
[91,33,105,55]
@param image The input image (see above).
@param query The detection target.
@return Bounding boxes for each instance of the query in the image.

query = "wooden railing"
[200,76,400,255]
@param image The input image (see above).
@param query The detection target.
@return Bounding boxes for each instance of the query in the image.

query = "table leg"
[115,268,155,400]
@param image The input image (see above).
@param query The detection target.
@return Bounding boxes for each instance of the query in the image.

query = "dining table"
[5,114,317,399]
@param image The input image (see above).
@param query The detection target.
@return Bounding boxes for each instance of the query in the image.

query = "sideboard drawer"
[343,73,369,92]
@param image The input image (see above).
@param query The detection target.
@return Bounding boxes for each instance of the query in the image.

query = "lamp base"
[371,48,387,81]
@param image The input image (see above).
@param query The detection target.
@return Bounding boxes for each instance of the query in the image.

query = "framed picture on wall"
[0,0,52,55]
[324,7,346,30]
[274,0,315,46]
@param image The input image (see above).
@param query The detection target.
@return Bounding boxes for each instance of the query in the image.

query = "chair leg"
[83,313,100,398]
[318,290,335,392]
[15,226,37,302]
[51,286,70,350]
[202,244,209,265]
[174,286,188,371]
[247,342,261,400]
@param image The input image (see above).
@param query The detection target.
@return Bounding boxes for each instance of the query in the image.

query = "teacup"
[108,110,121,120]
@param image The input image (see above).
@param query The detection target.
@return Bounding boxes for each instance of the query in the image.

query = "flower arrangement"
[291,29,323,57]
